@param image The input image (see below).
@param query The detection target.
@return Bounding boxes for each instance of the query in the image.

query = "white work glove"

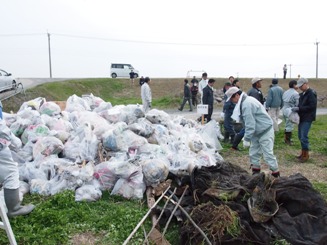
[243,140,251,148]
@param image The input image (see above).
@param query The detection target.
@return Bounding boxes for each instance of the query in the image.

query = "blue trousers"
[298,121,312,150]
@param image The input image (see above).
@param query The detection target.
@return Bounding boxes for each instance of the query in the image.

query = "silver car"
[0,69,16,93]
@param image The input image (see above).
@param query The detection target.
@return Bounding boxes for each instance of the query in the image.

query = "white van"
[110,63,139,78]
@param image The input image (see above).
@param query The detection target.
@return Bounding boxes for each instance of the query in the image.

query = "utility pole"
[47,32,52,78]
[288,64,292,78]
[314,40,319,78]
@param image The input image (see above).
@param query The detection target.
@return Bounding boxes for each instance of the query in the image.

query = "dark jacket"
[184,84,191,98]
[202,85,214,106]
[191,85,198,96]
[298,88,317,122]
[247,87,265,105]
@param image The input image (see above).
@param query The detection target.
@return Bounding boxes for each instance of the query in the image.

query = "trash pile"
[2,94,224,202]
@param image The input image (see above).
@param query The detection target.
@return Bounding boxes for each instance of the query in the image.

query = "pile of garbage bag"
[2,94,224,202]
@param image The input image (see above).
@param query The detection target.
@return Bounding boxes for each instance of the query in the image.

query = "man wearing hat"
[266,78,284,131]
[291,78,317,162]
[226,86,280,177]
[248,77,265,105]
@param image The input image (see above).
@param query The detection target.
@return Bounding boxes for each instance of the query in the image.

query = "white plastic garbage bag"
[75,185,102,202]
[142,159,169,187]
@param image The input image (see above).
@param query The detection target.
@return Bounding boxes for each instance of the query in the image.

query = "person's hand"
[148,102,152,108]
[291,107,299,112]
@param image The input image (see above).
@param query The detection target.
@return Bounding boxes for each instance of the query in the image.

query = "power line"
[0,33,45,37]
[0,32,317,47]
[52,33,313,47]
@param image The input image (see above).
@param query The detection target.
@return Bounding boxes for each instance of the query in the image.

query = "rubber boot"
[223,131,230,143]
[284,131,292,145]
[229,134,235,144]
[300,150,309,162]
[296,150,303,160]
[231,133,243,150]
[252,167,261,175]
[4,188,35,218]
[271,171,280,178]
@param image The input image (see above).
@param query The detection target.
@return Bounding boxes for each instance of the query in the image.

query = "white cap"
[225,87,240,102]
[251,77,263,84]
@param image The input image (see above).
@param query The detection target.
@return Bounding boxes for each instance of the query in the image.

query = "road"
[16,78,70,90]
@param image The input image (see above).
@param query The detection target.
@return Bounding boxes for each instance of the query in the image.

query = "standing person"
[265,78,284,132]
[178,79,193,111]
[282,80,299,145]
[190,82,199,107]
[232,79,241,88]
[291,78,317,162]
[283,64,287,79]
[223,93,236,143]
[198,72,208,103]
[248,77,265,105]
[222,82,232,102]
[191,76,198,85]
[228,76,235,84]
[226,87,280,177]
[129,70,135,85]
[141,77,152,113]
[139,76,145,86]
[0,119,35,217]
[231,79,245,150]
[202,79,215,122]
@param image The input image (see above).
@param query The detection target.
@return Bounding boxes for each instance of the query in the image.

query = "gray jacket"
[266,85,284,109]
[240,95,273,142]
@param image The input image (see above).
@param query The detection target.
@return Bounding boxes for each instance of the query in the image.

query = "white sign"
[197,104,208,114]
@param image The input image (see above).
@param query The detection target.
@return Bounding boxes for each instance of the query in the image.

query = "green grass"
[1,191,152,244]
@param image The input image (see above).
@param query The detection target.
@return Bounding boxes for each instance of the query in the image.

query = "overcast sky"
[1,0,326,79]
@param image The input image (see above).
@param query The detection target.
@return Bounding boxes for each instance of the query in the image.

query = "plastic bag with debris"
[120,104,145,125]
[65,94,91,112]
[30,179,51,195]
[49,162,95,195]
[103,129,147,153]
[21,124,50,145]
[141,158,170,187]
[81,93,105,110]
[10,118,31,137]
[63,123,99,162]
[19,97,46,112]
[145,109,171,126]
[75,184,102,202]
[93,161,118,190]
[32,136,64,159]
[128,118,154,138]
[19,161,48,183]
[111,166,146,199]
[198,119,222,151]
[73,110,112,139]
[39,101,61,116]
